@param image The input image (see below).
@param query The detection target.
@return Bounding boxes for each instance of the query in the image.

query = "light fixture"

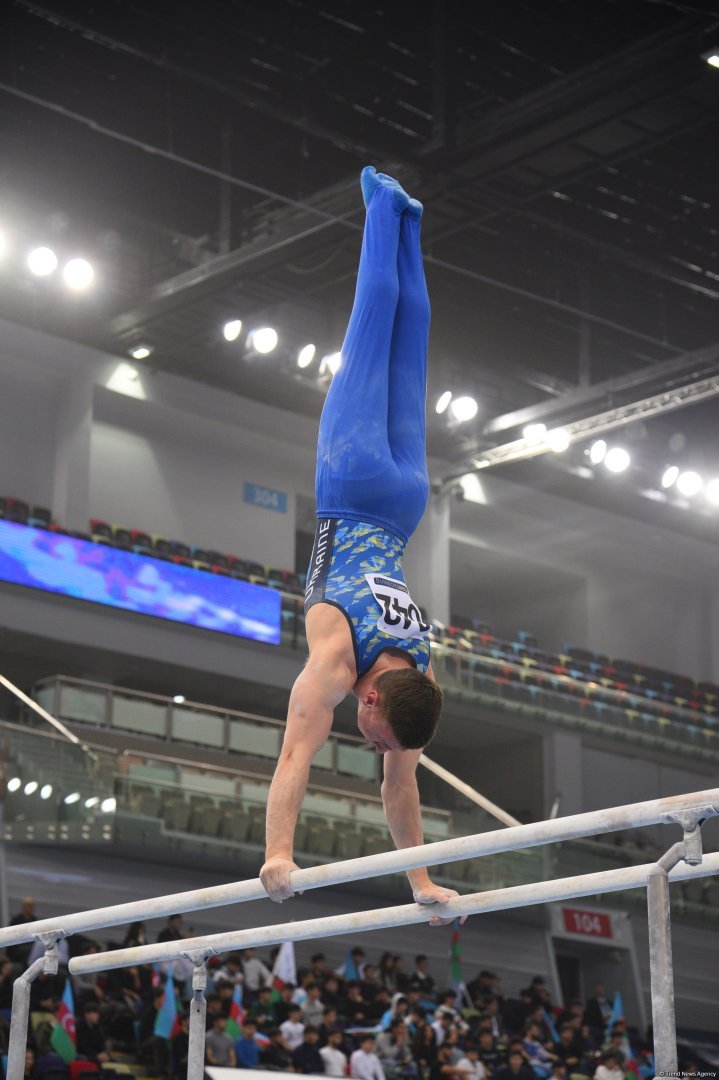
[703,49,719,69]
[435,391,453,415]
[248,327,278,354]
[589,440,607,465]
[129,344,153,360]
[40,784,53,800]
[705,478,719,505]
[676,470,703,497]
[101,797,117,813]
[547,427,570,453]
[320,351,342,376]
[604,447,631,473]
[24,781,39,795]
[85,796,100,808]
[63,258,94,290]
[7,777,21,793]
[449,396,478,423]
[297,344,316,368]
[223,319,243,342]
[64,792,81,805]
[173,694,186,704]
[661,465,679,489]
[523,423,547,444]
[27,246,58,277]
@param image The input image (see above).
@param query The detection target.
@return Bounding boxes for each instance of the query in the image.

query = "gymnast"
[260,168,462,925]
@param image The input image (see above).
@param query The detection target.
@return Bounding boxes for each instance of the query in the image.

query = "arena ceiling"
[2,0,719,526]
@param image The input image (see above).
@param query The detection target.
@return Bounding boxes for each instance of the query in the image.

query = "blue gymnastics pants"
[315,184,430,545]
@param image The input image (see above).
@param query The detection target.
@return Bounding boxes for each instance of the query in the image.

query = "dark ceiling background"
[1,0,719,507]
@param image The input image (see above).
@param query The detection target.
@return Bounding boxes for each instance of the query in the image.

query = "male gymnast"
[260,168,461,925]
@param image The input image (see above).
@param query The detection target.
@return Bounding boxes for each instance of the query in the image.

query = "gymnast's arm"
[260,648,356,902]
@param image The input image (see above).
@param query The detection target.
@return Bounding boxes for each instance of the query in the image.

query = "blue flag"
[605,990,624,1035]
[343,949,359,981]
[154,968,178,1040]
[542,1007,560,1044]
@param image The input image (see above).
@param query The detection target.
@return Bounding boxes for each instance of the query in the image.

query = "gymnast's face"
[357,689,402,754]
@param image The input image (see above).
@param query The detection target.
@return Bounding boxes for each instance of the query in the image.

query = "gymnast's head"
[357,667,443,752]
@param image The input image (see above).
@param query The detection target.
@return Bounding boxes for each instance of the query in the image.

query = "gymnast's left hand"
[413,882,467,927]
[260,855,300,903]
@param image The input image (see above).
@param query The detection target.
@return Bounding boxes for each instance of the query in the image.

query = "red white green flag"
[272,942,297,992]
[225,983,246,1038]
[50,981,77,1064]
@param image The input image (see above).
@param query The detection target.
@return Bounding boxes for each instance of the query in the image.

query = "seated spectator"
[454,1046,487,1080]
[249,985,277,1032]
[599,1033,625,1068]
[493,1050,536,1080]
[522,1022,557,1078]
[7,896,37,971]
[205,1013,237,1068]
[378,954,398,994]
[235,1020,261,1069]
[412,1021,438,1074]
[23,1047,36,1080]
[171,1013,190,1080]
[157,914,188,943]
[482,996,507,1042]
[214,953,244,988]
[204,993,224,1028]
[351,1033,386,1080]
[323,976,342,1011]
[431,1008,454,1047]
[553,1026,582,1073]
[71,945,104,1008]
[293,1025,324,1075]
[0,956,15,1010]
[262,1027,294,1071]
[556,999,584,1030]
[321,1028,349,1078]
[593,1053,624,1080]
[429,1043,469,1080]
[140,986,170,1077]
[549,1066,567,1080]
[467,971,499,1008]
[75,1001,110,1064]
[337,947,367,981]
[361,965,381,1003]
[302,983,326,1028]
[319,1007,342,1045]
[281,1003,306,1050]
[381,994,410,1031]
[376,1020,418,1079]
[395,957,411,995]
[342,982,370,1026]
[311,953,330,984]
[274,982,297,1024]
[240,948,272,1001]
[411,955,435,1000]
[122,922,147,948]
[477,1030,505,1075]
[502,990,534,1034]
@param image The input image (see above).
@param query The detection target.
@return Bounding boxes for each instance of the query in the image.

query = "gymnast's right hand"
[260,855,300,902]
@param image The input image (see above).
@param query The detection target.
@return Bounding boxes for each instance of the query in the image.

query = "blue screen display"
[0,521,281,644]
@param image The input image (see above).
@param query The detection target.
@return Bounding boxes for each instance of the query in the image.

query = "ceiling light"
[297,344,316,368]
[27,246,58,277]
[63,258,94,290]
[703,50,719,69]
[223,319,243,342]
[24,781,39,795]
[604,447,631,473]
[173,694,186,704]
[589,440,607,465]
[547,427,570,453]
[450,396,478,423]
[40,784,53,800]
[661,465,679,489]
[7,777,21,793]
[676,470,703,497]
[64,792,81,805]
[435,391,453,414]
[101,797,117,813]
[523,423,547,444]
[705,478,719,505]
[84,796,100,808]
[129,345,152,360]
[248,327,278,354]
[320,351,342,376]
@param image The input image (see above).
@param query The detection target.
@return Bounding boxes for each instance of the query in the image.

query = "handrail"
[2,786,717,949]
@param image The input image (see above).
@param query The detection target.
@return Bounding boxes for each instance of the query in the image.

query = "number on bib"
[364,574,432,640]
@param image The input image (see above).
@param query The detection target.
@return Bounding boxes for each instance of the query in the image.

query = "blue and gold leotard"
[304,518,431,678]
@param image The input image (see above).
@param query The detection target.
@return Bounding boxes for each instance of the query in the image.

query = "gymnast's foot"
[406,197,423,219]
[361,165,410,212]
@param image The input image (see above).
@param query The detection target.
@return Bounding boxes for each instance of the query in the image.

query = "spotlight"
[297,344,316,368]
[435,391,453,415]
[703,49,719,69]
[63,258,94,290]
[248,327,278,354]
[7,777,21,793]
[24,781,39,795]
[64,792,81,805]
[101,797,117,813]
[27,246,58,277]
[661,465,679,489]
[40,784,53,800]
[523,423,547,444]
[320,352,342,376]
[129,344,153,360]
[85,796,100,808]
[547,427,570,453]
[450,396,478,423]
[223,319,243,342]
[676,470,703,497]
[589,440,607,465]
[173,694,186,704]
[604,447,631,473]
[706,478,719,505]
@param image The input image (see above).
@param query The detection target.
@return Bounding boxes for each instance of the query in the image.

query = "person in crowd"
[321,1028,350,1077]
[454,1046,487,1080]
[171,1012,190,1080]
[493,1050,536,1080]
[23,1047,36,1080]
[394,956,411,995]
[75,1001,111,1064]
[378,954,398,993]
[549,1066,567,1080]
[205,1012,237,1067]
[351,1033,387,1080]
[240,947,273,1001]
[204,992,224,1028]
[477,1030,505,1076]
[376,1019,417,1079]
[429,1042,471,1080]
[122,922,147,948]
[361,965,381,1003]
[322,975,342,1011]
[281,1003,306,1050]
[412,1020,438,1075]
[7,897,37,970]
[582,985,612,1038]
[157,914,190,943]
[275,982,298,1024]
[482,996,507,1043]
[522,1022,557,1078]
[318,1006,342,1045]
[235,1019,261,1069]
[431,1007,454,1047]
[593,1052,624,1080]
[249,985,277,1032]
[553,1026,582,1073]
[381,993,410,1030]
[337,947,367,981]
[139,986,170,1077]
[302,982,326,1028]
[467,971,499,1008]
[556,999,584,1031]
[293,1025,325,1074]
[411,955,436,1000]
[72,944,105,1007]
[262,1027,294,1071]
[214,953,244,987]
[311,953,330,984]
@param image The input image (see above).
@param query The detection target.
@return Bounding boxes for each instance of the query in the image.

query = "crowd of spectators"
[0,897,710,1080]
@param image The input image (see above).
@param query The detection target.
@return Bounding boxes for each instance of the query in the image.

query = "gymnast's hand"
[413,881,467,927]
[260,855,301,903]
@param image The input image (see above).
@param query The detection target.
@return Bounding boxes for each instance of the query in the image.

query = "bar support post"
[186,954,209,1080]
[7,941,60,1080]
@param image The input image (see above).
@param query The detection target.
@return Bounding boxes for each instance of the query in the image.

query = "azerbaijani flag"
[624,1043,642,1079]
[542,1007,560,1044]
[342,949,359,982]
[154,968,181,1040]
[272,942,297,991]
[450,928,469,1008]
[225,983,246,1038]
[50,981,77,1064]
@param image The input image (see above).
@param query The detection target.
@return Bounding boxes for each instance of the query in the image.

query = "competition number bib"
[364,573,432,640]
